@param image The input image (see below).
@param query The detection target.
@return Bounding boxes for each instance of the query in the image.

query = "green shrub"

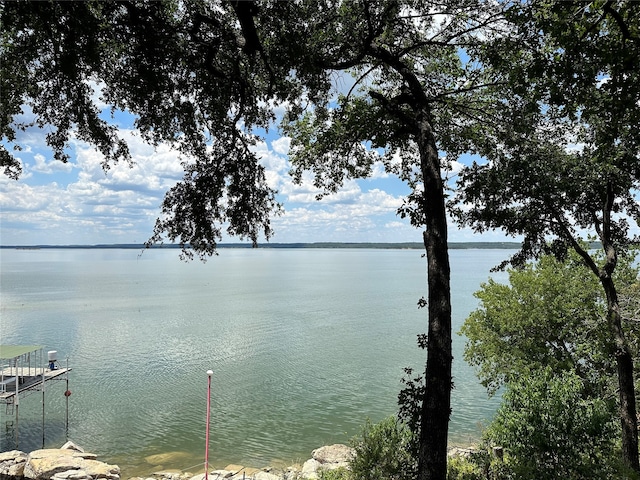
[446,446,515,480]
[318,466,351,480]
[446,455,485,480]
[349,416,417,480]
[485,367,619,480]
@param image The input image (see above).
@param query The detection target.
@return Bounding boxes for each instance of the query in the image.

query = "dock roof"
[0,345,43,360]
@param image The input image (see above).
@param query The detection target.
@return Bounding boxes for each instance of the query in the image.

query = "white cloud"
[369,161,389,179]
[447,160,464,176]
[2,115,523,245]
[0,127,189,245]
[271,137,291,155]
[31,153,75,174]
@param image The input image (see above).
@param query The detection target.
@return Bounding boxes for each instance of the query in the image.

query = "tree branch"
[545,200,600,277]
[345,64,379,101]
[368,43,428,107]
[603,1,636,41]
[369,89,416,129]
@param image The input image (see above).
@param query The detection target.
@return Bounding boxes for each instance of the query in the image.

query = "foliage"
[397,366,425,456]
[12,1,640,476]
[282,1,502,224]
[318,467,351,480]
[620,274,640,326]
[485,368,620,480]
[453,0,640,470]
[453,0,640,297]
[461,250,639,397]
[446,455,487,480]
[460,251,640,478]
[1,0,310,256]
[446,450,517,480]
[2,2,506,478]
[349,416,417,480]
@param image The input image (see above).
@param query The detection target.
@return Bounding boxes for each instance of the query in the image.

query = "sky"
[0,83,516,247]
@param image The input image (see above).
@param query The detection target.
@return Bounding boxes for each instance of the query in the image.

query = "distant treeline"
[4,242,526,250]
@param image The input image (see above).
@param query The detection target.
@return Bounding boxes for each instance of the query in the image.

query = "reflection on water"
[0,248,510,475]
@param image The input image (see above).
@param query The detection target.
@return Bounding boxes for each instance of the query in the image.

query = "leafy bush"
[485,368,619,480]
[318,466,351,480]
[349,416,417,480]
[446,455,486,480]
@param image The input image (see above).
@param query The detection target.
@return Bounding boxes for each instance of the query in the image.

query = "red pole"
[205,370,213,480]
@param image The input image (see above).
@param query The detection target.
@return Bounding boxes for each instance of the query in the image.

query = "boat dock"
[0,345,71,449]
[0,366,70,400]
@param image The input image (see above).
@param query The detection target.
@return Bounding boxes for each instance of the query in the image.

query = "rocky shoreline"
[0,442,480,480]
[0,442,355,480]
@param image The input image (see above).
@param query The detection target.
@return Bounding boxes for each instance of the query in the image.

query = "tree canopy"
[487,368,620,479]
[453,0,640,470]
[462,250,640,478]
[454,0,640,264]
[462,249,640,397]
[1,0,317,256]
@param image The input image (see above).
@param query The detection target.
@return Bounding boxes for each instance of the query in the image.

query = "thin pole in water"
[15,358,19,449]
[42,371,45,448]
[205,370,213,480]
[65,357,70,440]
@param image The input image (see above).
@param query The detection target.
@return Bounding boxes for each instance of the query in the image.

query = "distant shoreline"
[1,242,523,250]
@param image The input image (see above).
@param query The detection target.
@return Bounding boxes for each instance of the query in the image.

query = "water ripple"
[1,248,510,475]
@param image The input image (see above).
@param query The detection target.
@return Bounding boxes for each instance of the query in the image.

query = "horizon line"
[1,241,523,250]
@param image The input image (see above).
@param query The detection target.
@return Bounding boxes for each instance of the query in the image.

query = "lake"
[0,247,512,476]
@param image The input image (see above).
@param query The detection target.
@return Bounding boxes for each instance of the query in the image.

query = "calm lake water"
[0,247,511,476]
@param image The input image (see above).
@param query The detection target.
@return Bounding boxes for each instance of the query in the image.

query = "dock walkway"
[0,367,71,401]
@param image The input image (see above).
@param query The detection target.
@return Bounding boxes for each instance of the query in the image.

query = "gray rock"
[311,445,353,466]
[190,472,233,480]
[150,472,190,480]
[0,451,28,464]
[301,444,353,476]
[447,447,478,459]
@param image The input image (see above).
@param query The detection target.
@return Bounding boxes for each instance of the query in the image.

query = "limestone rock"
[189,471,234,480]
[79,459,119,479]
[311,445,353,466]
[220,466,243,476]
[282,466,300,480]
[226,467,261,480]
[447,447,478,459]
[0,450,28,478]
[23,449,119,480]
[294,444,355,478]
[0,451,28,463]
[300,459,320,480]
[144,453,191,468]
[210,471,234,479]
[146,472,192,480]
[60,443,85,454]
[150,471,190,480]
[51,469,91,480]
[252,472,280,480]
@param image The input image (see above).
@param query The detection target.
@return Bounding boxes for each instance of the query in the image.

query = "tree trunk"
[602,276,639,472]
[416,109,452,480]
